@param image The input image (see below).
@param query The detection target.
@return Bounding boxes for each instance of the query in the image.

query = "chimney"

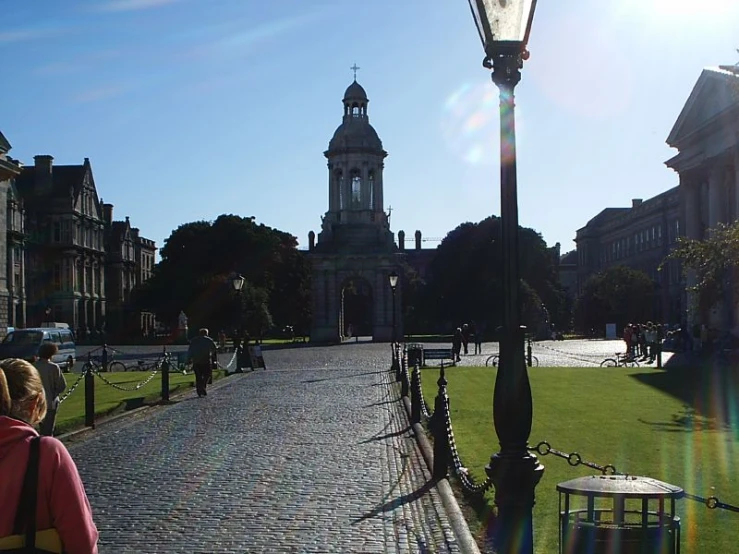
[102,203,114,225]
[632,199,643,208]
[415,230,422,250]
[308,230,315,251]
[34,155,53,194]
[398,230,405,251]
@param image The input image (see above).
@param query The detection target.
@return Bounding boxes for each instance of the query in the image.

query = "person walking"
[472,321,484,355]
[0,358,99,553]
[451,328,463,363]
[33,342,67,436]
[461,324,471,355]
[187,328,218,397]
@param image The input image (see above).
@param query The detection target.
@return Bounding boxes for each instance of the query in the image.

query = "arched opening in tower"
[340,277,373,339]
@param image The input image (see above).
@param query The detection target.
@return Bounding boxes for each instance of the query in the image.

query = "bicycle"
[107,358,161,372]
[600,352,640,367]
[485,352,539,367]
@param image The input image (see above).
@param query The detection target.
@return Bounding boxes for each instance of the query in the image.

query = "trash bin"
[557,474,682,554]
[407,343,424,368]
[176,351,188,371]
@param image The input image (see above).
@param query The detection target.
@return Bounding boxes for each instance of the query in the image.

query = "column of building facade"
[708,165,726,230]
[682,174,702,326]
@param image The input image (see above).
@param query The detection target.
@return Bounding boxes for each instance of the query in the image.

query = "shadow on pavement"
[352,479,437,523]
[358,426,411,444]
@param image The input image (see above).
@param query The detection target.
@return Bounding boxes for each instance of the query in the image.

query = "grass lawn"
[55,369,226,435]
[420,364,739,554]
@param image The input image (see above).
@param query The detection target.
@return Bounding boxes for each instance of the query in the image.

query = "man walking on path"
[187,328,218,397]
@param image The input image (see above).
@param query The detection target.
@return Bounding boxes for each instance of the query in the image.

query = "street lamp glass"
[388,271,399,290]
[467,0,537,50]
[231,274,245,291]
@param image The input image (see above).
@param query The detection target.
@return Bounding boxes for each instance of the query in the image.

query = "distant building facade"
[0,131,22,336]
[665,64,739,331]
[574,187,684,324]
[103,206,157,338]
[6,154,157,339]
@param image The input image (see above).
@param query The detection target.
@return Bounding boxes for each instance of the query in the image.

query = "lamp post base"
[486,452,544,554]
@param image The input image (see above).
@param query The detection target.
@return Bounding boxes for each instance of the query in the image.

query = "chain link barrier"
[90,358,161,391]
[413,365,433,420]
[442,394,493,494]
[58,370,87,405]
[530,440,739,514]
[218,350,238,370]
[531,342,607,366]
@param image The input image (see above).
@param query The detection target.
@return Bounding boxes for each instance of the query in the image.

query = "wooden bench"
[422,348,456,367]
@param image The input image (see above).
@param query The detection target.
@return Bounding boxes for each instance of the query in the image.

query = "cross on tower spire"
[350,63,360,81]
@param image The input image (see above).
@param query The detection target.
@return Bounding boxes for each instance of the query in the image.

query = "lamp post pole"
[231,274,245,371]
[464,2,543,553]
[389,271,399,379]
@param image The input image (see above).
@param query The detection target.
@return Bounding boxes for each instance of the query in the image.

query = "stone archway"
[340,277,373,339]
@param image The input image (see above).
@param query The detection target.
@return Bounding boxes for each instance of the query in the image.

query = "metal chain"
[529,441,618,475]
[92,365,160,391]
[218,350,237,370]
[531,440,739,513]
[443,394,493,494]
[58,370,87,404]
[532,343,608,365]
[414,366,432,419]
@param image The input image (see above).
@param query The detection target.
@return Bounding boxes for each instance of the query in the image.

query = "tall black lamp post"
[465,1,543,553]
[231,274,246,371]
[389,271,400,381]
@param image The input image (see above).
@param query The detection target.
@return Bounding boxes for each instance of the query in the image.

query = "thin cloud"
[73,84,130,103]
[96,0,181,12]
[0,27,60,44]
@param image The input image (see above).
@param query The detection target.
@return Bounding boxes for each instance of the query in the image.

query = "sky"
[2,0,739,257]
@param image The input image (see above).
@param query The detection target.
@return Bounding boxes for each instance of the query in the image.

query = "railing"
[392,343,739,514]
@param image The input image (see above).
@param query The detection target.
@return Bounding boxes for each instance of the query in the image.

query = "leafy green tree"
[417,216,567,335]
[660,221,739,316]
[574,265,655,334]
[133,215,309,336]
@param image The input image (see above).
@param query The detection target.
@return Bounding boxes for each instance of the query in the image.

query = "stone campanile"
[309,78,402,343]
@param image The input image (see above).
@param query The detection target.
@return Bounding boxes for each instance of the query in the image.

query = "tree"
[660,221,739,317]
[417,216,568,335]
[132,215,310,336]
[574,265,655,334]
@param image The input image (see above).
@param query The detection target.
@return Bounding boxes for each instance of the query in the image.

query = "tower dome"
[343,80,368,103]
[327,80,384,152]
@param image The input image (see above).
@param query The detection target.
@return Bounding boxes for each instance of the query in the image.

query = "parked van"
[0,327,76,371]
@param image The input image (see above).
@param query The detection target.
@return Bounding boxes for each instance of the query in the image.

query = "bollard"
[432,364,449,480]
[84,355,95,428]
[527,336,533,367]
[394,343,402,382]
[161,347,170,403]
[101,344,108,373]
[400,347,409,397]
[657,343,663,369]
[410,364,421,424]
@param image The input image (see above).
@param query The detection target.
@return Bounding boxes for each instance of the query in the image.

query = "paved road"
[66,343,461,554]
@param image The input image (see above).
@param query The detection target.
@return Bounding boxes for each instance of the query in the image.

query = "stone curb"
[400,393,482,554]
[57,368,251,443]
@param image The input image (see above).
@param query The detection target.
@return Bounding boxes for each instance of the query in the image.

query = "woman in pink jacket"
[0,358,98,554]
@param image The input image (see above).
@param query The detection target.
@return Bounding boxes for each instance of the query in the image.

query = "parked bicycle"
[600,352,640,367]
[485,352,539,367]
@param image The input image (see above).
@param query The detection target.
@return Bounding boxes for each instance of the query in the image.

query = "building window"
[351,174,361,207]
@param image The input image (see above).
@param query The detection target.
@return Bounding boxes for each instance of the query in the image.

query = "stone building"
[14,156,108,332]
[665,64,739,330]
[574,187,684,324]
[0,132,22,335]
[308,79,403,343]
[102,206,157,339]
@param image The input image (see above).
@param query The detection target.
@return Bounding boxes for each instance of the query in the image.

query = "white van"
[0,327,77,371]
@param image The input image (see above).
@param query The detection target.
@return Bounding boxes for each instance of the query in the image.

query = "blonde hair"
[0,358,47,424]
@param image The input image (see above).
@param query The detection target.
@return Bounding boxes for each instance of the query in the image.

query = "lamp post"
[464,2,543,553]
[389,271,400,380]
[231,274,245,371]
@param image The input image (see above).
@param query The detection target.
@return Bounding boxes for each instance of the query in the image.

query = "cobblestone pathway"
[67,344,461,553]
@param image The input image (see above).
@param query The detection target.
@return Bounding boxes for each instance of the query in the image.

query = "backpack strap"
[13,436,41,549]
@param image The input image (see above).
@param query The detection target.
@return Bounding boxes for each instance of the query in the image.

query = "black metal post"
[161,346,170,403]
[527,335,533,367]
[432,365,449,480]
[101,344,108,373]
[410,365,421,424]
[484,43,543,554]
[401,347,409,397]
[84,354,95,428]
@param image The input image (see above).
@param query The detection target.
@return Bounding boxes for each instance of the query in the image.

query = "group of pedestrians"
[623,322,663,363]
[451,322,484,361]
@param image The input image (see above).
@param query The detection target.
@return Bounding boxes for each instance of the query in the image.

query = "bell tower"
[309,76,402,343]
[316,78,393,252]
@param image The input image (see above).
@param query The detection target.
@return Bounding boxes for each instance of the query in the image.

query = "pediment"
[667,67,739,148]
[0,131,10,154]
